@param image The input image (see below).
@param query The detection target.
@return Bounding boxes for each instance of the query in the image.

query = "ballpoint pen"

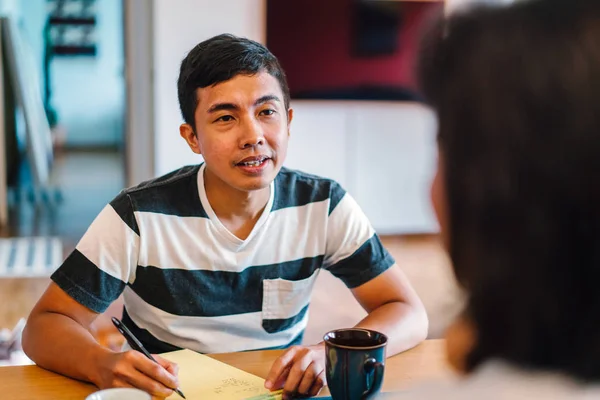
[111,317,186,399]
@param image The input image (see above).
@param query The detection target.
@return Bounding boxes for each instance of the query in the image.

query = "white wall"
[153,0,266,175]
[287,101,438,234]
[286,102,351,188]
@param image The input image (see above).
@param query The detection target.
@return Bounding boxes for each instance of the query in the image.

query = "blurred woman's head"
[420,0,600,381]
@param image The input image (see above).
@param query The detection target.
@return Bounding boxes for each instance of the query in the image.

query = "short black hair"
[177,33,290,131]
[419,0,600,381]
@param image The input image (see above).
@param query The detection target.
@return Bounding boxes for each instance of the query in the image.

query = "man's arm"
[22,283,180,398]
[265,264,428,398]
[352,264,428,355]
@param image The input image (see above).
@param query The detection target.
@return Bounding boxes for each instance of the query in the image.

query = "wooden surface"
[0,340,451,400]
[212,339,452,397]
[0,278,49,332]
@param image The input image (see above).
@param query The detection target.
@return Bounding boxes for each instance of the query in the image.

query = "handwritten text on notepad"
[162,349,273,400]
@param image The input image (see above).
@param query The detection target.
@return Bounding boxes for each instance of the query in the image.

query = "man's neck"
[203,169,270,239]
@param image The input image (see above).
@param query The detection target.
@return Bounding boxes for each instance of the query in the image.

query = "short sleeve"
[51,190,140,313]
[323,183,395,288]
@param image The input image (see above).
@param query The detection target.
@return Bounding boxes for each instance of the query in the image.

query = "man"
[22,34,428,399]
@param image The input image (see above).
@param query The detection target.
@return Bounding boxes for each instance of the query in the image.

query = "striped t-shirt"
[51,164,394,354]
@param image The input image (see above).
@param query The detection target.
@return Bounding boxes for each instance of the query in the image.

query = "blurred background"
[0,0,515,365]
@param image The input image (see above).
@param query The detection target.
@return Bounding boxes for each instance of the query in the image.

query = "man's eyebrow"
[207,103,239,113]
[206,95,281,113]
[254,95,281,106]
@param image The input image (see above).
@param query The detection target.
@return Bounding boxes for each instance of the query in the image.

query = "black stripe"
[51,249,126,313]
[122,308,304,354]
[126,165,208,218]
[328,181,346,215]
[122,307,182,354]
[327,234,395,288]
[130,256,323,317]
[110,191,140,236]
[272,168,337,211]
[262,304,310,334]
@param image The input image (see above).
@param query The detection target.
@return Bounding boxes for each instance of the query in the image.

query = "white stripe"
[11,239,29,276]
[324,193,376,267]
[31,237,47,275]
[49,237,62,272]
[262,270,320,320]
[123,288,308,353]
[0,240,9,275]
[76,205,139,283]
[135,199,329,272]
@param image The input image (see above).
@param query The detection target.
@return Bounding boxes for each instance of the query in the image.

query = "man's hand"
[265,344,327,398]
[93,350,180,399]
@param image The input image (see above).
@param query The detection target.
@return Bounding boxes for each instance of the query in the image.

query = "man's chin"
[237,179,272,192]
[233,167,279,191]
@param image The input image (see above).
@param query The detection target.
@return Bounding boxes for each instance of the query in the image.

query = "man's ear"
[287,108,294,136]
[180,123,201,154]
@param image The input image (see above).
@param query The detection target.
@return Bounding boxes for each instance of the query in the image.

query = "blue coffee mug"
[324,328,387,400]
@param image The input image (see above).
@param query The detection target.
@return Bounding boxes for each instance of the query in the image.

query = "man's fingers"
[265,347,300,389]
[124,365,174,397]
[308,371,326,397]
[154,354,179,377]
[130,353,179,392]
[283,351,312,395]
[266,344,326,397]
[297,362,323,395]
[271,365,291,390]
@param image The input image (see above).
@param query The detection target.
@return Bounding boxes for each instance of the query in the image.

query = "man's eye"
[216,115,234,122]
[260,109,276,116]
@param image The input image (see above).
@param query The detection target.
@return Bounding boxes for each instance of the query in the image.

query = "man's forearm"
[22,312,109,385]
[353,301,428,356]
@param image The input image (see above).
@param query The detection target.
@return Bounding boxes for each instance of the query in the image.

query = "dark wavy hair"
[177,33,290,132]
[419,0,600,381]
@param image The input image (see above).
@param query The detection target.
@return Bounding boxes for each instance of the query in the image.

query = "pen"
[111,317,186,399]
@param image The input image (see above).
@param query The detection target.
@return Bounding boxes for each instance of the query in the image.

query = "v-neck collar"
[197,163,275,249]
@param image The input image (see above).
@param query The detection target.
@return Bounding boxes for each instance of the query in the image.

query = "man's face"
[180,72,292,192]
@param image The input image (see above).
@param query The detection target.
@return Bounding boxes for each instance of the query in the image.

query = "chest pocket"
[262,272,320,334]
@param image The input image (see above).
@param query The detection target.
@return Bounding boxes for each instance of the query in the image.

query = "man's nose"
[240,120,265,148]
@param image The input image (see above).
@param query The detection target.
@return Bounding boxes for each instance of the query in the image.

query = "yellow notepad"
[161,349,279,400]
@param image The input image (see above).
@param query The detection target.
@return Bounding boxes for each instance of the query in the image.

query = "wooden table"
[0,340,451,400]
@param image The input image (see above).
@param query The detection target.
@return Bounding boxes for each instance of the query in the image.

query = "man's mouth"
[236,156,270,167]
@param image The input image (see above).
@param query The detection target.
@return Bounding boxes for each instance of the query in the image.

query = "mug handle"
[361,358,384,400]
